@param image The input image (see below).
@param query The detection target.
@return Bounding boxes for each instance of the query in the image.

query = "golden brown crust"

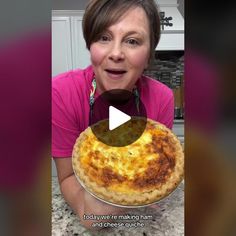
[72,118,184,206]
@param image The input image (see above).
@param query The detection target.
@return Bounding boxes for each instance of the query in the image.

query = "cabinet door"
[52,16,73,77]
[71,15,90,69]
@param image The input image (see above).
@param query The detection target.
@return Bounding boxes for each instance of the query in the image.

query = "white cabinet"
[70,16,90,70]
[52,10,90,77]
[52,16,72,76]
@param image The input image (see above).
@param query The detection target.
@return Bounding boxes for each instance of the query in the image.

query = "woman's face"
[90,7,150,93]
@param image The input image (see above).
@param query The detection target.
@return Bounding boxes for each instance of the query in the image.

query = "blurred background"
[0,0,51,235]
[185,1,236,235]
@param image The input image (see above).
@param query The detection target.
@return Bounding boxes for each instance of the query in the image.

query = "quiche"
[72,118,184,206]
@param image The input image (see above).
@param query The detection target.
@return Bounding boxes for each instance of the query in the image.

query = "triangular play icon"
[109,106,131,130]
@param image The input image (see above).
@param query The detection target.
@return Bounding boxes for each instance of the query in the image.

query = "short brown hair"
[83,0,160,60]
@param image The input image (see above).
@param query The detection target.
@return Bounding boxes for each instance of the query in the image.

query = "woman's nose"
[108,43,125,62]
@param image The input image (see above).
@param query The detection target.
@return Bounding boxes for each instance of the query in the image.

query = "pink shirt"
[52,66,174,158]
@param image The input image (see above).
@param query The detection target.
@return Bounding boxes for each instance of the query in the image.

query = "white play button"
[90,89,147,146]
[109,106,131,130]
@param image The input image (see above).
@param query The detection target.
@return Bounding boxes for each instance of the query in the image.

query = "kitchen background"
[52,0,184,16]
[52,0,184,176]
[51,1,184,235]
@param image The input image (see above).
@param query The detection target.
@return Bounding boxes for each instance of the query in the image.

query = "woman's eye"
[99,35,110,42]
[126,39,140,46]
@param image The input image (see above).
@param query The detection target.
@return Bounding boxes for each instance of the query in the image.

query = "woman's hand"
[54,158,127,229]
[80,190,127,229]
[83,190,126,216]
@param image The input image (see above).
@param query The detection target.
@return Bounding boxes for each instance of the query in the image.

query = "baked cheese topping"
[75,119,177,194]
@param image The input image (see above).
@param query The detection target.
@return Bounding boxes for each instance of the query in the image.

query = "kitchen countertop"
[52,177,184,236]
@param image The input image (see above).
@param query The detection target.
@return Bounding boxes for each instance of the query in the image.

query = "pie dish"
[72,118,184,206]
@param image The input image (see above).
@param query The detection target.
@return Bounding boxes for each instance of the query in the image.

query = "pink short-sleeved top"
[52,65,174,158]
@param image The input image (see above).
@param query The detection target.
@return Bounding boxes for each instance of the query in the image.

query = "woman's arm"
[54,158,126,229]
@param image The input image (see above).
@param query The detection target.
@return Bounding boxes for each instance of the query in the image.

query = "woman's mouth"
[105,69,127,79]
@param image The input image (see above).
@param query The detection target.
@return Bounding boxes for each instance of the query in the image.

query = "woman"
[52,0,174,229]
